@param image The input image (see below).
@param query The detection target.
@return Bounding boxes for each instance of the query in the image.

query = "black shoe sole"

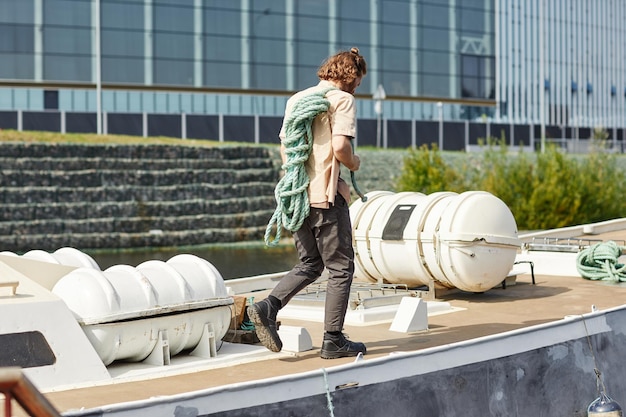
[320,349,364,359]
[247,304,282,353]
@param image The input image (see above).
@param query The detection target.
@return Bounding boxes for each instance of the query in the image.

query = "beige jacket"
[279,80,356,208]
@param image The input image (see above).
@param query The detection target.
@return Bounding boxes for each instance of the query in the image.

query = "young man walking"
[248,47,368,359]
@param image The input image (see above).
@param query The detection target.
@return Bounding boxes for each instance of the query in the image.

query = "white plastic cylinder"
[436,191,521,292]
[52,247,100,269]
[22,249,60,264]
[20,247,100,269]
[166,254,230,299]
[350,191,521,293]
[52,254,232,365]
[351,190,396,282]
[136,260,193,305]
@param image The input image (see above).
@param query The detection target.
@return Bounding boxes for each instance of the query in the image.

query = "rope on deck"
[576,240,626,282]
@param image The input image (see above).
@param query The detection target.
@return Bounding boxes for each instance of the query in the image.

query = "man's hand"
[350,154,361,171]
[332,135,360,171]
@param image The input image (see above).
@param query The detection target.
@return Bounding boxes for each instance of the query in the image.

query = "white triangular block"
[277,325,313,352]
[190,322,217,358]
[389,297,428,333]
[143,329,171,366]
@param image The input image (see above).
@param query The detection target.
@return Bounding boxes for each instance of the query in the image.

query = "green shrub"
[395,140,626,230]
[575,147,625,223]
[521,146,584,229]
[396,144,463,194]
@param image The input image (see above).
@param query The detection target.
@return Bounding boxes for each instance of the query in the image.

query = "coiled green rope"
[264,87,336,247]
[576,240,626,282]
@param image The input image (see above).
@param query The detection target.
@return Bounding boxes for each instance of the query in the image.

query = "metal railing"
[0,368,61,417]
[524,237,626,253]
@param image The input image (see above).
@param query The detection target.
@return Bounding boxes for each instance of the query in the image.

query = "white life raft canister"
[350,191,521,293]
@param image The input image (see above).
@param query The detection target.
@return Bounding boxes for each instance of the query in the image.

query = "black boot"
[247,298,282,352]
[320,332,366,359]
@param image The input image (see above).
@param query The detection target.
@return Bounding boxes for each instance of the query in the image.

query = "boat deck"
[11,227,626,415]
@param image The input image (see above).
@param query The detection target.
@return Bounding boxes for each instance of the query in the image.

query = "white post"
[95,0,102,134]
[34,0,43,82]
[219,114,224,142]
[437,101,443,150]
[376,105,382,148]
[285,0,294,90]
[193,0,203,87]
[539,0,545,152]
[241,0,250,89]
[144,0,153,86]
[373,84,386,148]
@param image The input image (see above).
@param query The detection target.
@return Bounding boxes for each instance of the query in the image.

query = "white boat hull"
[5,216,626,417]
[64,304,626,417]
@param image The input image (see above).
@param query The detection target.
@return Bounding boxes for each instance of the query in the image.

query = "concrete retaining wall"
[0,143,406,253]
[0,142,280,252]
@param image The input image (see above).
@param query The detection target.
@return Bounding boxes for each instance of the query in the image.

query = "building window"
[43,0,92,82]
[101,0,144,84]
[295,0,330,89]
[44,90,59,109]
[153,0,194,86]
[249,0,287,90]
[338,0,371,95]
[203,2,241,88]
[461,54,494,99]
[0,1,35,80]
[380,0,411,96]
[419,2,451,97]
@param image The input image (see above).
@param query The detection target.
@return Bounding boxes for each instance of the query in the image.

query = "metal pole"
[539,0,545,152]
[437,101,443,150]
[95,0,102,135]
[376,110,381,148]
[373,84,385,148]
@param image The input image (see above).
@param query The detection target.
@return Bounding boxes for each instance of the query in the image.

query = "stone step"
[0,143,271,160]
[0,209,274,235]
[1,182,276,204]
[0,156,275,171]
[0,142,281,251]
[0,225,270,253]
[0,167,277,187]
[0,196,275,221]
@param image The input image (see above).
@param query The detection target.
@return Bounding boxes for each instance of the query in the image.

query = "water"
[87,243,298,280]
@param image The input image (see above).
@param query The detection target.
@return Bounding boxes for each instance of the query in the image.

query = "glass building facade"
[496,0,626,130]
[0,0,496,119]
[0,0,624,142]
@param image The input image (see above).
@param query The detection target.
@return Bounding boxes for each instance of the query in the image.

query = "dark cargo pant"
[269,194,354,333]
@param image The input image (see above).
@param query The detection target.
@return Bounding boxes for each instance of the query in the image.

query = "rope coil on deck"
[576,240,626,282]
[264,87,336,247]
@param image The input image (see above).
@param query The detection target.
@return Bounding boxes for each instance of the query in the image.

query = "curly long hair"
[317,47,367,89]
